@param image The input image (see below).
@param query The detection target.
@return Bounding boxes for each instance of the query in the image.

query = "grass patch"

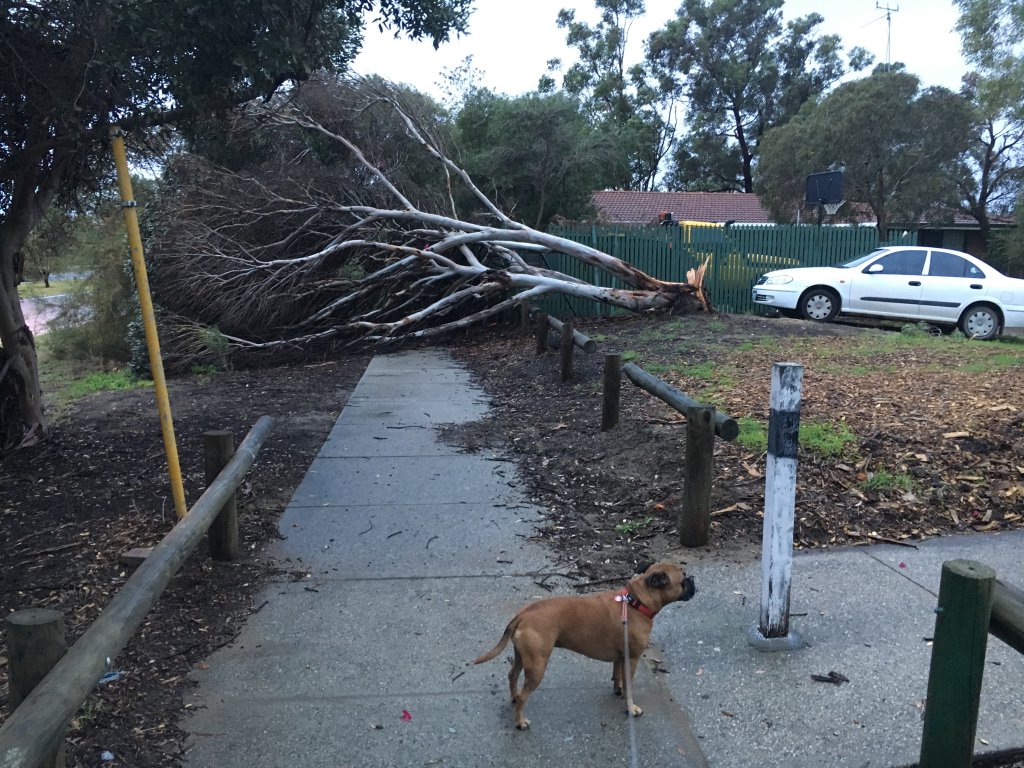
[962,353,1023,373]
[733,417,856,458]
[736,417,767,452]
[65,370,150,400]
[673,361,716,379]
[860,470,916,493]
[35,336,151,416]
[800,420,856,458]
[621,350,639,362]
[16,278,80,300]
[636,328,675,342]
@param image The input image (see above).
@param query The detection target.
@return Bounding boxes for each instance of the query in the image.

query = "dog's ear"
[645,571,669,589]
[634,560,655,575]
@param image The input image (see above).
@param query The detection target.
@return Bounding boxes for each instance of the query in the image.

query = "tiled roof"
[590,190,1013,228]
[592,190,773,225]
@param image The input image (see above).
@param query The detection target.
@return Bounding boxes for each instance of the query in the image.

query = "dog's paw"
[515,718,531,730]
[613,685,623,697]
[628,704,643,718]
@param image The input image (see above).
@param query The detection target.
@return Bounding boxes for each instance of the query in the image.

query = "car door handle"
[970,284,983,289]
[908,281,921,286]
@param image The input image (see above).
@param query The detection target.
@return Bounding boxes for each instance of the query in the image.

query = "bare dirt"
[2,310,1023,766]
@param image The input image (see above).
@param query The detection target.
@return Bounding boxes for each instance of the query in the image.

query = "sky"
[351,0,969,101]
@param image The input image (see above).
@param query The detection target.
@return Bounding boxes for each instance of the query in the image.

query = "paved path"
[184,349,1024,768]
[184,350,705,768]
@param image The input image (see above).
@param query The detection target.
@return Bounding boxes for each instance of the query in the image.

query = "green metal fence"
[536,224,918,317]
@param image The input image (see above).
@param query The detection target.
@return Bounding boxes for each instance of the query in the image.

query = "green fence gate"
[537,224,918,317]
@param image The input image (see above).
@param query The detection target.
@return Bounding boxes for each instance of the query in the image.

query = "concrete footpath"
[184,349,1024,768]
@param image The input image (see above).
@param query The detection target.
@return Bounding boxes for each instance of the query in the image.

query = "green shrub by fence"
[537,224,917,317]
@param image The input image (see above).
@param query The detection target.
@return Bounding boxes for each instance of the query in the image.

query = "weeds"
[860,470,916,493]
[734,417,855,458]
[65,370,149,400]
[614,516,653,534]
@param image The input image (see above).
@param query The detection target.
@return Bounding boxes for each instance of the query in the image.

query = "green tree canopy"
[755,69,974,237]
[0,0,470,447]
[955,0,1024,110]
[648,0,869,192]
[547,0,674,190]
[952,1,1024,249]
[454,91,621,229]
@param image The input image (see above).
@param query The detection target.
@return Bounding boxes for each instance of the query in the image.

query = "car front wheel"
[959,304,1001,340]
[799,288,840,322]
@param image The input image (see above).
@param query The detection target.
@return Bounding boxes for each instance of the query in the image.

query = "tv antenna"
[875,2,900,66]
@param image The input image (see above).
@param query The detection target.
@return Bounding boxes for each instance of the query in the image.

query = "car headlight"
[762,275,794,285]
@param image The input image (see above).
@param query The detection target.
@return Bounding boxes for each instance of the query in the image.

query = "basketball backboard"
[805,171,843,206]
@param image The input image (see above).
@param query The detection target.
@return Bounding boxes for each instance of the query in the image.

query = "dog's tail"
[473,617,520,664]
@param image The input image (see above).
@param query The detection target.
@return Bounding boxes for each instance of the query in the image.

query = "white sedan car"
[752,246,1024,340]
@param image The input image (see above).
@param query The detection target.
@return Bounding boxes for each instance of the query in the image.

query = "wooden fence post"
[519,303,530,336]
[680,405,714,547]
[204,430,239,561]
[750,362,804,650]
[6,609,66,768]
[602,353,621,431]
[559,319,574,381]
[919,559,996,768]
[534,311,549,356]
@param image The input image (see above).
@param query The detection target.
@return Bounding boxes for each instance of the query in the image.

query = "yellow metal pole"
[109,126,188,519]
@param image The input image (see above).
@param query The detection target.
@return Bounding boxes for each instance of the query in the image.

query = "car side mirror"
[866,263,885,273]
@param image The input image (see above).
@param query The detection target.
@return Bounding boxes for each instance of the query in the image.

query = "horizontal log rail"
[991,579,1024,655]
[546,315,597,353]
[0,415,276,768]
[622,362,739,441]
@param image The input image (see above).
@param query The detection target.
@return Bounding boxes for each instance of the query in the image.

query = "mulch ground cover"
[445,312,1024,581]
[1,357,368,766]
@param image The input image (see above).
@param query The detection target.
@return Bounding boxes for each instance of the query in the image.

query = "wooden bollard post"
[680,405,714,546]
[204,430,239,561]
[559,319,574,381]
[602,353,621,431]
[750,362,804,650]
[534,311,549,355]
[919,560,996,768]
[519,303,530,336]
[6,609,67,768]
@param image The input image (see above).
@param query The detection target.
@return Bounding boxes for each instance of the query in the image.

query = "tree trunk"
[0,230,46,448]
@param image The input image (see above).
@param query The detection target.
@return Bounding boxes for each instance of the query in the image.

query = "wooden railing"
[919,560,1024,767]
[523,307,738,548]
[0,416,275,768]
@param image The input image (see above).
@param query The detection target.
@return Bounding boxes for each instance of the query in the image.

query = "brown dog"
[474,562,696,729]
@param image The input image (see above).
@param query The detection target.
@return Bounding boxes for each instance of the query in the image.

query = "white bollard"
[749,362,806,651]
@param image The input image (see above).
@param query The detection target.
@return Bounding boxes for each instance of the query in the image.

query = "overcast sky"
[352,0,968,99]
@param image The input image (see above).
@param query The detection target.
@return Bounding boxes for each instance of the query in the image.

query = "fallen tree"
[146,84,711,370]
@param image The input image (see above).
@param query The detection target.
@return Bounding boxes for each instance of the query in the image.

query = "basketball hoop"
[823,200,845,216]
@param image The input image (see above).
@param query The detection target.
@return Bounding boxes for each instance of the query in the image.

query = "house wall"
[916,228,987,258]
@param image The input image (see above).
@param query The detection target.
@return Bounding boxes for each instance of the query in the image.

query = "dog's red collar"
[617,588,655,619]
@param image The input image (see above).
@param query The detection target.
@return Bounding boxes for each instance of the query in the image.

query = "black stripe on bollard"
[767,409,800,459]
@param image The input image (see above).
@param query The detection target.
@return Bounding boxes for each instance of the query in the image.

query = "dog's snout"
[680,575,696,601]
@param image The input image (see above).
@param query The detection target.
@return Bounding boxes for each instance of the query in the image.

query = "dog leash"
[620,595,641,768]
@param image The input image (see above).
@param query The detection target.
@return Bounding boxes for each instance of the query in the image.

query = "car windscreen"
[837,249,887,269]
